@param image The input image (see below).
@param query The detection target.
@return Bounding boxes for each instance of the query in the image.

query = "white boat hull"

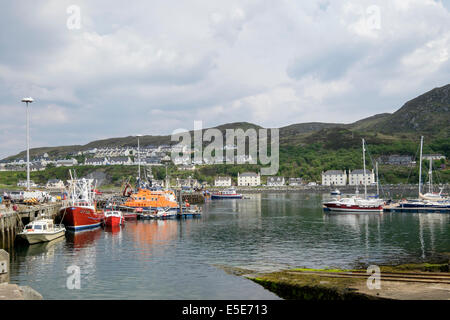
[18,229,66,244]
[325,206,383,213]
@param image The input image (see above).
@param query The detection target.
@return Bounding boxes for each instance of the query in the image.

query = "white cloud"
[0,0,449,158]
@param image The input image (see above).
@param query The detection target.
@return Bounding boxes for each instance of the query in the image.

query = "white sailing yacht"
[323,139,384,213]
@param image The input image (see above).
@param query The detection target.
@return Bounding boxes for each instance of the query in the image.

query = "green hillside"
[2,84,449,185]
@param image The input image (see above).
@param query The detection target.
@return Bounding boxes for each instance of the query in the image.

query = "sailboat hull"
[323,203,383,212]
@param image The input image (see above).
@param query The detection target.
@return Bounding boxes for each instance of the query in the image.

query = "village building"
[266,176,285,186]
[109,156,133,165]
[422,154,446,161]
[348,169,375,186]
[288,178,303,186]
[30,163,46,171]
[175,176,199,188]
[321,170,347,186]
[178,164,196,171]
[17,180,37,188]
[237,172,261,186]
[56,159,78,167]
[214,176,232,187]
[46,179,65,189]
[143,157,162,166]
[377,155,414,166]
[85,157,108,166]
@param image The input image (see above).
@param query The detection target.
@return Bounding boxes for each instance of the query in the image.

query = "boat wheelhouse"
[17,219,66,244]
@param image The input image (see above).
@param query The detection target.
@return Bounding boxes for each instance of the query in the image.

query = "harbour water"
[7,193,450,299]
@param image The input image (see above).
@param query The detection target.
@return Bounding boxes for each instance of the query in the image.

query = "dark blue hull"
[211,194,242,199]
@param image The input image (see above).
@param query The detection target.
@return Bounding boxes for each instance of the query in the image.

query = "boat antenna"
[418,136,423,197]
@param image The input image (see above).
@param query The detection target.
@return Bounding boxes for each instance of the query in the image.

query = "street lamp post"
[22,97,34,191]
[136,134,142,181]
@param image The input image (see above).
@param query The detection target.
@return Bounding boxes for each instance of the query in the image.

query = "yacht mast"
[428,158,432,193]
[418,136,423,196]
[362,138,367,199]
[376,161,379,196]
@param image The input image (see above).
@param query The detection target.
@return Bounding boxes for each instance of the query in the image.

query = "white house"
[17,180,37,188]
[267,176,285,186]
[214,176,232,187]
[143,157,162,166]
[85,157,108,166]
[109,156,133,165]
[237,172,260,186]
[288,178,303,186]
[56,159,78,167]
[30,163,46,171]
[321,170,347,186]
[46,179,65,189]
[348,169,375,186]
[175,176,199,188]
[178,164,196,171]
[423,154,446,161]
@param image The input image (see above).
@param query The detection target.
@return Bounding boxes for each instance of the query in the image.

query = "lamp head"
[21,97,34,103]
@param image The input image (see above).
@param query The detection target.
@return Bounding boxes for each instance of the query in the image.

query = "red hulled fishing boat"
[59,171,104,231]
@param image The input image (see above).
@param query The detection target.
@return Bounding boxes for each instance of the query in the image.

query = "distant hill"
[3,84,450,161]
[365,84,450,137]
[346,113,392,131]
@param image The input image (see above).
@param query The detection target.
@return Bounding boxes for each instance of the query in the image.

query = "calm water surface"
[8,193,450,299]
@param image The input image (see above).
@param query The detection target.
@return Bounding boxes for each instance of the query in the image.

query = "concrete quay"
[0,249,42,300]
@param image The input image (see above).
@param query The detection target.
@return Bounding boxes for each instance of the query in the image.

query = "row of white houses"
[321,169,376,186]
[213,175,304,187]
[84,156,165,166]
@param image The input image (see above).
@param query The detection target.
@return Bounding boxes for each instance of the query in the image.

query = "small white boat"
[330,189,341,195]
[17,219,66,244]
[156,208,177,219]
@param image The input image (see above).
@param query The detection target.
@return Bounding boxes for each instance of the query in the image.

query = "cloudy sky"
[1,0,450,159]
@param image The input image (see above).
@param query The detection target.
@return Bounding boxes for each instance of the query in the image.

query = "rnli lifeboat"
[121,189,179,212]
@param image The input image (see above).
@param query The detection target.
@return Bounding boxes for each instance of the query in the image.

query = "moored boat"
[211,187,243,199]
[323,139,385,213]
[104,210,124,227]
[394,136,450,212]
[17,219,66,244]
[59,171,104,231]
[122,188,179,212]
[330,189,341,195]
[155,208,177,219]
[323,197,384,212]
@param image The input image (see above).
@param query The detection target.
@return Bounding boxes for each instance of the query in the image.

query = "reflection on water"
[7,193,450,299]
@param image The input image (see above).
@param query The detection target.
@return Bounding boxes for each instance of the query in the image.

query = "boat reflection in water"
[103,224,122,235]
[65,227,102,249]
[323,211,382,231]
[125,219,192,259]
[14,236,65,258]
